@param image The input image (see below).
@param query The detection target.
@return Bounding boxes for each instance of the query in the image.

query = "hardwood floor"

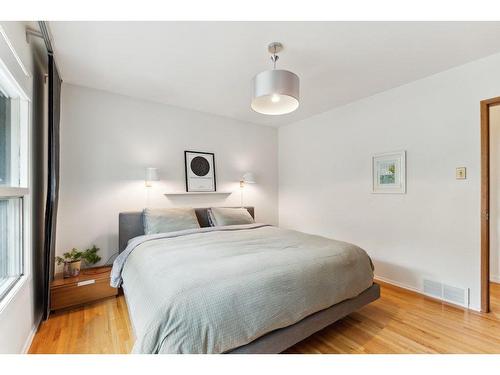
[29,293,133,354]
[286,281,500,354]
[29,282,500,354]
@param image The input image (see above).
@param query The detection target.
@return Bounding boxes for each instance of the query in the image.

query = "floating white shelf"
[164,191,233,196]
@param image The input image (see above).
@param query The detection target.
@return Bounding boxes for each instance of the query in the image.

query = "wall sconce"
[240,172,256,188]
[145,167,159,208]
[240,172,256,206]
[145,167,159,187]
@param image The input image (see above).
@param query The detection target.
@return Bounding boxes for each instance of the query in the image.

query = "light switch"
[456,167,466,180]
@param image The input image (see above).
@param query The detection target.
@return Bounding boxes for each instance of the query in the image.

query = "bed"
[112,207,379,354]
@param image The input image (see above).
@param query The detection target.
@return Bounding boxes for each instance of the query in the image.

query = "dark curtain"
[42,53,62,320]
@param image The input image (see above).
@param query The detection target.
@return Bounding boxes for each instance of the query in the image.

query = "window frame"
[0,54,31,312]
[0,196,24,301]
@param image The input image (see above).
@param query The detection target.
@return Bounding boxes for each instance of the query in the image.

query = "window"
[0,92,9,185]
[0,61,29,304]
[0,198,22,300]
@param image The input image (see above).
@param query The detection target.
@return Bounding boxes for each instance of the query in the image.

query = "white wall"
[0,22,46,353]
[490,105,500,284]
[279,52,500,311]
[56,84,278,264]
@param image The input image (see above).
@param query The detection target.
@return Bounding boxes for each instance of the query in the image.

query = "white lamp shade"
[242,172,256,184]
[251,70,299,115]
[145,167,159,181]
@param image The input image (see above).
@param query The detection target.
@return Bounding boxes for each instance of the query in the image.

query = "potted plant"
[55,245,102,278]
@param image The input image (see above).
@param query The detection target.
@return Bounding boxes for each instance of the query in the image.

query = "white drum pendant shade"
[251,69,299,115]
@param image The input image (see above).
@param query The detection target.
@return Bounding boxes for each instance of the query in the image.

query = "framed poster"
[372,151,406,194]
[184,151,216,192]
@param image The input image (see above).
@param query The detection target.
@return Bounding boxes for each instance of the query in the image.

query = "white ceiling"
[49,21,500,127]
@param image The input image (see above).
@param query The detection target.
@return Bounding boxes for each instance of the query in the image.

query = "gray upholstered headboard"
[118,207,255,253]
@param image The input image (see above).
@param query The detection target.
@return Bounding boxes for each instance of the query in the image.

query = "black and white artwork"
[184,151,216,192]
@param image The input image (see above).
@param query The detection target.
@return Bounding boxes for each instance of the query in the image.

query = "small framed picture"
[372,151,406,194]
[184,151,216,192]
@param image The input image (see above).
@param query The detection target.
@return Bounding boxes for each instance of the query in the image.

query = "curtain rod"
[26,21,54,54]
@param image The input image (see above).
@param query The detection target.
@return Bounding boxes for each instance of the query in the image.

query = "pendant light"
[251,42,300,115]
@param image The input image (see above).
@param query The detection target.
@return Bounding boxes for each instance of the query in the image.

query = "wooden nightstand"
[50,265,118,311]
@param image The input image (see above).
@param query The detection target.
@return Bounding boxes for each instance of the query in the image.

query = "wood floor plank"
[28,282,500,354]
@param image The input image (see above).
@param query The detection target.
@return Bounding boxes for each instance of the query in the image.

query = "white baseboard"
[491,274,500,284]
[21,314,42,354]
[374,274,479,312]
[374,274,421,294]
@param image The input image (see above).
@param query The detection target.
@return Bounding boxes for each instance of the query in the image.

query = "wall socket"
[456,167,466,180]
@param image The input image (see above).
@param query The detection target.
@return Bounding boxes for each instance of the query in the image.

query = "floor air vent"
[443,284,467,307]
[423,279,442,298]
[423,279,469,308]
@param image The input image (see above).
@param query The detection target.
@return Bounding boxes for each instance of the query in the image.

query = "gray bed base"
[117,207,380,354]
[228,283,380,353]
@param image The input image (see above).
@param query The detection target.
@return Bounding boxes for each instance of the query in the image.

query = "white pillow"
[208,207,255,226]
[143,208,200,234]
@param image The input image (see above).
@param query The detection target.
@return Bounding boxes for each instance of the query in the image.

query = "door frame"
[481,96,500,313]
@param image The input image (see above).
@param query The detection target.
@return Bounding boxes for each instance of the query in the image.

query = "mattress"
[111,224,374,353]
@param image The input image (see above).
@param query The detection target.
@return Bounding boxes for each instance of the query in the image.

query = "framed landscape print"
[372,151,406,194]
[184,151,216,192]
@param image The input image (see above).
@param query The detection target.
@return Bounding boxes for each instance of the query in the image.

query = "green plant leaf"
[81,245,101,265]
[56,245,101,266]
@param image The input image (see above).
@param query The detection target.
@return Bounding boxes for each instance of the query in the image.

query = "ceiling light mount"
[267,42,283,54]
[268,42,283,68]
[251,42,300,116]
